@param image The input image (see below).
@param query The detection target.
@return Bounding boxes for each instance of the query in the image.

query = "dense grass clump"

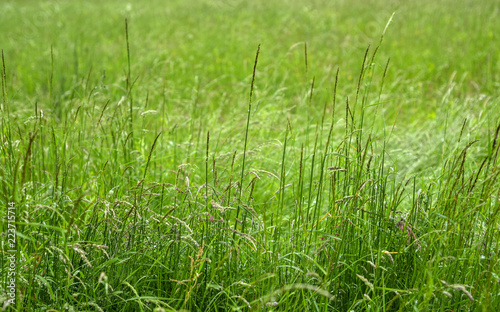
[1,0,499,311]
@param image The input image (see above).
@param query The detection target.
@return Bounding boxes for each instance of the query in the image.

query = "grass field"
[1,0,499,311]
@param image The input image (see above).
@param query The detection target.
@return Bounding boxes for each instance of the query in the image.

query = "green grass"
[1,0,499,311]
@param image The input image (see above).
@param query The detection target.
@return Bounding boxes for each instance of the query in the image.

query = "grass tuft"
[1,0,499,311]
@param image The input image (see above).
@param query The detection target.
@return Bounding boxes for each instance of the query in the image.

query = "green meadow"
[1,0,499,311]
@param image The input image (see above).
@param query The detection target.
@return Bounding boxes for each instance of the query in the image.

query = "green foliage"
[1,0,499,311]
